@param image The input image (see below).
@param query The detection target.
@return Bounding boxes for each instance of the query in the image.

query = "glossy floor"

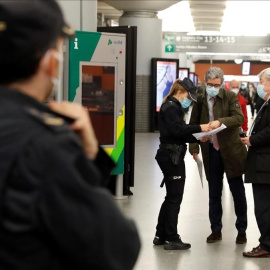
[115,108,269,270]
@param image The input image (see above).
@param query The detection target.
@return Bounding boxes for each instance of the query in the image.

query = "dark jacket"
[239,87,251,104]
[245,100,270,184]
[254,93,265,112]
[189,88,247,180]
[0,86,140,270]
[159,96,201,145]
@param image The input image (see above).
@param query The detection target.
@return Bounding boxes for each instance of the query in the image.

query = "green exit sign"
[165,44,175,52]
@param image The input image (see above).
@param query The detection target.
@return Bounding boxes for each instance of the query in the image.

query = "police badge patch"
[236,103,240,108]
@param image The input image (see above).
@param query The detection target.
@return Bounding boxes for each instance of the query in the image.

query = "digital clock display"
[203,36,236,43]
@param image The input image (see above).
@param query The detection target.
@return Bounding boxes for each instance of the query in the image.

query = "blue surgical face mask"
[180,97,192,109]
[206,86,219,98]
[257,84,267,99]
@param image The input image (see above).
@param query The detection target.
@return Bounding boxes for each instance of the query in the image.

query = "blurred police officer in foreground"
[0,1,140,269]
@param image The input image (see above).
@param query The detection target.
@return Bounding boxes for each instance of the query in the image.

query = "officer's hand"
[49,101,99,160]
[192,153,198,162]
[200,123,212,132]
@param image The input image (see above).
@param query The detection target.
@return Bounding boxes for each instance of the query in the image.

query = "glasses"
[207,83,221,88]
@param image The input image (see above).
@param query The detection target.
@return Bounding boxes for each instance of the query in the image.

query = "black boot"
[164,237,191,250]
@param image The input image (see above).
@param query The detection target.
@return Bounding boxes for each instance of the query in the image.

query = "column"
[57,0,97,31]
[120,12,162,132]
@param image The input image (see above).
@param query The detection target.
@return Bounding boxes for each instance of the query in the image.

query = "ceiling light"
[234,59,243,64]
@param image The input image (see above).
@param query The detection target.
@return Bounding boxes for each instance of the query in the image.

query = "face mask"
[206,86,219,98]
[241,86,245,90]
[231,88,239,95]
[50,52,64,101]
[180,97,192,109]
[257,84,267,99]
[44,50,64,101]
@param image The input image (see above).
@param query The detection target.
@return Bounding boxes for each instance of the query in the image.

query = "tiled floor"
[115,107,269,270]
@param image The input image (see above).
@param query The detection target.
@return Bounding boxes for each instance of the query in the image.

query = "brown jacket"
[189,88,247,180]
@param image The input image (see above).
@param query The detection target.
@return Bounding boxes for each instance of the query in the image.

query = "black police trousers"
[155,148,186,241]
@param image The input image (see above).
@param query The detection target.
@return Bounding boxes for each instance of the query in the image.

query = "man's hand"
[49,101,99,160]
[209,120,221,129]
[241,136,251,147]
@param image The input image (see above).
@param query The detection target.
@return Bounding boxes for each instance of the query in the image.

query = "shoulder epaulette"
[25,107,69,132]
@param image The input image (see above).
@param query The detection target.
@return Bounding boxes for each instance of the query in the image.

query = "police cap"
[179,77,198,102]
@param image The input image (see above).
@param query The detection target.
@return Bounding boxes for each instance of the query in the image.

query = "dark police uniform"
[0,86,140,270]
[155,96,201,241]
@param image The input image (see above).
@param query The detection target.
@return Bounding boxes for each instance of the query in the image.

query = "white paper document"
[197,156,203,188]
[192,124,227,140]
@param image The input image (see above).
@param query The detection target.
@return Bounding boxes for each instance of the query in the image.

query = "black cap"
[0,0,75,58]
[179,77,198,102]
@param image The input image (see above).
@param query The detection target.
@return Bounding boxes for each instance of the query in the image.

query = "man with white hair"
[241,68,270,258]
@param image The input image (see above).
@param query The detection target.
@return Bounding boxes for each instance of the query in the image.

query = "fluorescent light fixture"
[234,59,243,64]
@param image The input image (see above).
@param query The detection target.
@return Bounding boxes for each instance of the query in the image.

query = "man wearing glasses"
[189,67,248,245]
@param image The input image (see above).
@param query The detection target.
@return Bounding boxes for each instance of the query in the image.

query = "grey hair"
[258,68,270,82]
[204,67,224,83]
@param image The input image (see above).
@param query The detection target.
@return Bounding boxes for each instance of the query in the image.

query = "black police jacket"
[245,100,270,184]
[0,86,140,270]
[159,96,201,145]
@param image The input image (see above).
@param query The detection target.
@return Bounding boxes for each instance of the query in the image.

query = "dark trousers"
[252,184,270,252]
[155,156,186,241]
[208,143,247,232]
[250,103,255,117]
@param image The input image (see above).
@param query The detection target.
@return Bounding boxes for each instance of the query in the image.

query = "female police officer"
[153,78,211,250]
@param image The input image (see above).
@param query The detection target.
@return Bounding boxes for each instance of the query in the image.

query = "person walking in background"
[230,79,248,135]
[154,78,211,250]
[242,68,270,258]
[189,67,248,245]
[239,82,252,105]
[0,1,140,269]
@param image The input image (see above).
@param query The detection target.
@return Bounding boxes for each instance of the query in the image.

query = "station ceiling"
[97,0,226,32]
[97,1,270,63]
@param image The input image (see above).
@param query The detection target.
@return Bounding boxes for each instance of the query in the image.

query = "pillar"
[57,0,97,32]
[120,12,162,132]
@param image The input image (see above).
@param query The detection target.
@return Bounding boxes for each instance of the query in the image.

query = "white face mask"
[231,88,239,95]
[44,50,64,101]
[50,52,64,101]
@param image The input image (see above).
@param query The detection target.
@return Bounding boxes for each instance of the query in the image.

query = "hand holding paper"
[192,124,227,140]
